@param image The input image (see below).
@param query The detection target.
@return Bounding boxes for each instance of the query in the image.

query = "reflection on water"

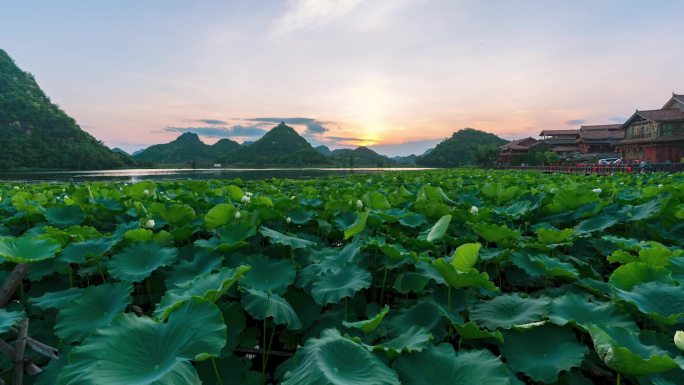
[0,168,431,182]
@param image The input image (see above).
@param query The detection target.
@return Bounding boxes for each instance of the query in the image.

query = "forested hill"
[220,123,331,167]
[417,128,508,167]
[133,133,240,164]
[0,49,126,170]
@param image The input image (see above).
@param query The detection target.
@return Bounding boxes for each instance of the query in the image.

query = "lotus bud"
[356,200,363,210]
[658,184,664,189]
[290,195,296,200]
[675,331,684,351]
[143,219,155,229]
[241,195,251,204]
[143,189,150,196]
[63,195,69,200]
[0,196,2,202]
[592,188,602,194]
[470,206,479,215]
[286,217,292,224]
[246,192,253,197]
[234,211,241,220]
[13,186,19,190]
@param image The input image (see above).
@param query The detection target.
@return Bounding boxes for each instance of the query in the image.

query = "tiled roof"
[552,145,580,152]
[579,124,622,131]
[501,137,537,150]
[616,135,684,145]
[578,130,624,140]
[539,129,579,136]
[634,109,684,123]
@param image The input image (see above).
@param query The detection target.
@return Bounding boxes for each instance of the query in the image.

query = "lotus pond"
[0,169,683,384]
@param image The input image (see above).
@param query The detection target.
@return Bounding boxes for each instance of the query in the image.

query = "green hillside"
[133,133,239,164]
[330,146,394,167]
[0,49,126,170]
[417,128,508,167]
[220,123,331,167]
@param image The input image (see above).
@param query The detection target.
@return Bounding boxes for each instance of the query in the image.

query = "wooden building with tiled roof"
[539,129,580,155]
[576,124,623,154]
[497,137,550,165]
[616,93,684,163]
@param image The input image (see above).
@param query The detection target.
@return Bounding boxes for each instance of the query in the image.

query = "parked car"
[598,158,620,165]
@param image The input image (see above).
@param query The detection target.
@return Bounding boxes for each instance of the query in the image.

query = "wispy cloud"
[565,119,585,126]
[163,125,267,138]
[272,0,363,35]
[247,117,332,135]
[190,119,229,126]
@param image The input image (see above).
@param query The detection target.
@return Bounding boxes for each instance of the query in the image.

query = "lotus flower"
[143,219,155,229]
[290,195,296,200]
[658,184,664,189]
[241,195,251,204]
[675,331,684,351]
[356,200,363,210]
[470,206,479,215]
[592,188,602,194]
[143,189,150,196]
[286,217,292,224]
[234,211,241,220]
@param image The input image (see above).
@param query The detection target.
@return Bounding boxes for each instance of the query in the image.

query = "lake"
[0,167,431,182]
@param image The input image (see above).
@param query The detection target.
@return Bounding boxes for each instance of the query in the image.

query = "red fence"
[498,163,684,174]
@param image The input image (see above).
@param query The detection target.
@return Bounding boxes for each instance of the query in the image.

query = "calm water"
[0,167,431,182]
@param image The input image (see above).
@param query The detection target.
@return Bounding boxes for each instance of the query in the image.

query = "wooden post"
[13,318,28,385]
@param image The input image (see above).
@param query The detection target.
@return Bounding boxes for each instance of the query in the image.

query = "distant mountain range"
[0,48,511,170]
[0,49,127,170]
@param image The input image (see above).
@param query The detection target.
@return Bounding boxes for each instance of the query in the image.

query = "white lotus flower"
[0,196,2,202]
[63,195,69,200]
[290,195,296,200]
[13,186,19,190]
[241,195,251,204]
[592,188,602,194]
[234,211,241,220]
[470,206,479,215]
[143,189,150,196]
[675,331,684,351]
[286,217,292,224]
[658,184,664,189]
[143,219,155,229]
[246,192,253,197]
[356,200,363,210]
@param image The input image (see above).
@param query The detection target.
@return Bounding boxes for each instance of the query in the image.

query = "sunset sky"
[2,0,683,156]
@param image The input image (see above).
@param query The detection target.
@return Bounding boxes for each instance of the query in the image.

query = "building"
[497,137,550,164]
[576,124,623,154]
[539,129,580,155]
[616,93,684,163]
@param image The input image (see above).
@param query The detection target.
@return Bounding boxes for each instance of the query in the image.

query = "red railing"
[498,163,684,174]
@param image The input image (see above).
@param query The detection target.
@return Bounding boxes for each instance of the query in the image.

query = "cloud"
[191,119,229,126]
[163,125,267,138]
[272,0,363,35]
[247,117,331,135]
[565,119,585,126]
[609,116,628,123]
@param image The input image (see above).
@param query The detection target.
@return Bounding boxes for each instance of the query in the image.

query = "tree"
[472,144,501,168]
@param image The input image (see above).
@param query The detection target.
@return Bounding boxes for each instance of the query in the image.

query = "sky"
[1,0,683,156]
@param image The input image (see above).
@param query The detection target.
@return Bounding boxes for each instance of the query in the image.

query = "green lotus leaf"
[225,185,245,201]
[155,265,250,320]
[433,259,497,291]
[398,212,427,228]
[620,199,660,222]
[204,203,237,229]
[196,355,262,385]
[343,305,389,333]
[241,288,302,330]
[394,344,510,385]
[260,226,315,249]
[451,242,481,271]
[453,321,504,343]
[344,211,369,240]
[311,264,372,305]
[44,205,85,227]
[0,236,61,263]
[615,281,684,324]
[481,182,520,204]
[58,298,226,385]
[609,262,673,290]
[548,293,638,331]
[608,249,637,264]
[380,243,416,260]
[368,326,433,356]
[417,185,456,205]
[108,242,178,282]
[150,203,196,224]
[424,214,451,243]
[282,328,400,385]
[241,254,296,295]
[574,214,618,235]
[472,223,520,245]
[386,300,448,340]
[55,282,132,342]
[533,254,579,279]
[586,325,684,377]
[0,309,24,333]
[361,191,391,211]
[639,243,679,267]
[59,238,116,264]
[286,208,316,224]
[536,227,574,244]
[501,325,588,383]
[393,272,430,294]
[29,287,84,310]
[164,249,223,287]
[470,294,550,330]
